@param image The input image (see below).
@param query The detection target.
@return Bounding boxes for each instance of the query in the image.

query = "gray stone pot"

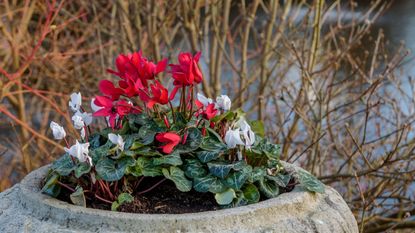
[0,163,358,233]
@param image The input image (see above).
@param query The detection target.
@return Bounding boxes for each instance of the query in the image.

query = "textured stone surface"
[0,164,358,233]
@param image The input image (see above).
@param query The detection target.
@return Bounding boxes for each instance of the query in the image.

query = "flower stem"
[57,181,75,192]
[188,85,194,121]
[168,101,176,123]
[137,178,166,195]
[95,194,113,204]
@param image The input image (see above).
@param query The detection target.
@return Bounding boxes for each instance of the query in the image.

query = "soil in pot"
[55,176,297,214]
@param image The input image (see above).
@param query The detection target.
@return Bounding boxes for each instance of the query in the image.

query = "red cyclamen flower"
[107,51,167,87]
[155,132,181,154]
[169,52,203,99]
[145,81,169,108]
[92,96,140,129]
[202,103,218,120]
[99,80,124,100]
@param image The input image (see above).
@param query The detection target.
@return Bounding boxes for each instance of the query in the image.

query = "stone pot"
[0,163,358,233]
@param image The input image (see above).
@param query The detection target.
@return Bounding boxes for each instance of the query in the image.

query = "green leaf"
[74,163,91,178]
[138,125,157,145]
[207,162,234,179]
[196,150,222,163]
[95,157,134,181]
[123,134,141,150]
[211,111,235,123]
[134,147,163,156]
[41,173,61,197]
[162,167,192,192]
[88,133,102,149]
[258,179,280,198]
[111,193,134,211]
[153,152,182,166]
[128,113,151,131]
[296,169,325,193]
[91,141,112,164]
[184,159,207,178]
[200,137,227,152]
[208,178,227,193]
[193,175,217,192]
[243,184,260,204]
[130,141,145,150]
[223,171,249,190]
[266,174,291,187]
[70,186,86,207]
[126,157,162,177]
[206,127,224,142]
[176,127,202,152]
[51,154,75,176]
[215,188,236,205]
[249,167,266,183]
[249,120,265,138]
[229,192,249,207]
[253,138,280,160]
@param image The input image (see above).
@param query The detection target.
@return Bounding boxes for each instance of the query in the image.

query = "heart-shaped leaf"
[162,167,192,192]
[215,188,236,205]
[96,157,134,181]
[184,159,207,178]
[193,175,217,192]
[70,186,86,207]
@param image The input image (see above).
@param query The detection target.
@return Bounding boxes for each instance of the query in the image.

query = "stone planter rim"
[2,161,358,233]
[19,163,308,219]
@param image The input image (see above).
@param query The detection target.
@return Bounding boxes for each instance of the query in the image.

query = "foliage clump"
[43,51,324,210]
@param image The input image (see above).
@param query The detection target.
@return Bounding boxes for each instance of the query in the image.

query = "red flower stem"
[168,101,176,123]
[83,126,89,142]
[134,176,145,190]
[104,181,115,200]
[188,86,194,120]
[137,178,166,195]
[57,181,75,192]
[181,86,186,113]
[95,194,113,204]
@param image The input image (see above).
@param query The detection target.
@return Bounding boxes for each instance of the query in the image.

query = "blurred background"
[0,0,414,232]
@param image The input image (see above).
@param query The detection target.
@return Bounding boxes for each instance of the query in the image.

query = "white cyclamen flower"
[80,128,86,140]
[224,127,245,149]
[197,93,213,107]
[64,140,92,166]
[69,92,82,112]
[50,121,66,140]
[75,111,93,126]
[91,98,103,112]
[108,133,125,151]
[239,120,255,149]
[216,95,231,111]
[72,114,85,129]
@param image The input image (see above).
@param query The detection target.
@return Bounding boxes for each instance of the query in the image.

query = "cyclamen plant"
[43,51,324,210]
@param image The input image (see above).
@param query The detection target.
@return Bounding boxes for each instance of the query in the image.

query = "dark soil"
[55,177,296,214]
[117,180,220,214]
